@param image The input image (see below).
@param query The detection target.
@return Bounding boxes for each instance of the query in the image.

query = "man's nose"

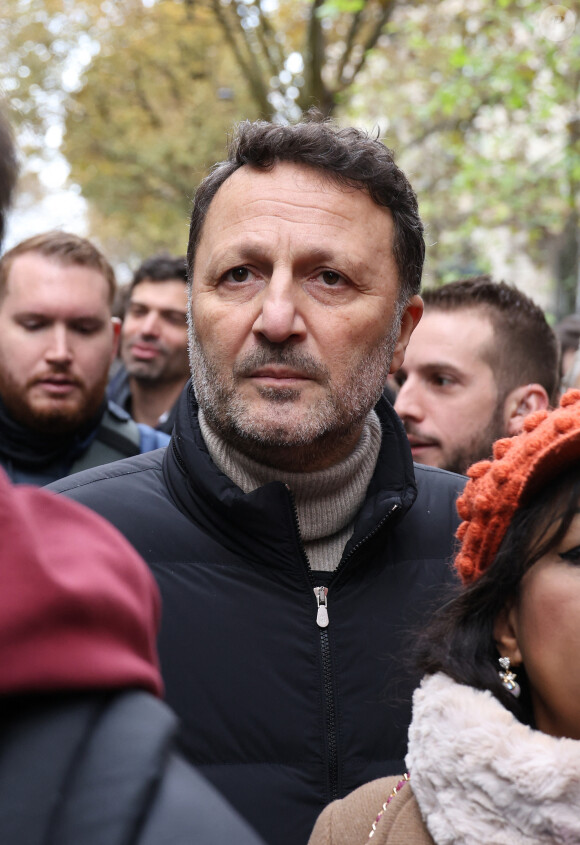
[140,310,161,337]
[45,326,73,364]
[252,273,306,344]
[393,377,424,421]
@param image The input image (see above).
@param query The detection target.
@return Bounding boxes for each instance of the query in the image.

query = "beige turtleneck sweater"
[198,410,382,571]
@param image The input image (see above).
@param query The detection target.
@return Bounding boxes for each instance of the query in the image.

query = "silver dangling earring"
[498,657,521,698]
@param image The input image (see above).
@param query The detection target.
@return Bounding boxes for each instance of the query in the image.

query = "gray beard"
[188,313,402,471]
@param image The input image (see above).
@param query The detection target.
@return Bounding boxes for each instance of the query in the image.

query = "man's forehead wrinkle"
[205,212,367,252]
[205,209,393,259]
[220,197,365,231]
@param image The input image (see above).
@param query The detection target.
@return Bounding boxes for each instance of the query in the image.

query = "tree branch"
[335,7,364,85]
[300,0,332,114]
[133,65,162,128]
[209,0,272,117]
[254,2,284,80]
[335,0,397,92]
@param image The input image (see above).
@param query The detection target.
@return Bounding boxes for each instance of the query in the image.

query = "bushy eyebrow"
[207,241,364,278]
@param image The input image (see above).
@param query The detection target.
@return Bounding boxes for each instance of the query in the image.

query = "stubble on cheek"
[188,302,402,464]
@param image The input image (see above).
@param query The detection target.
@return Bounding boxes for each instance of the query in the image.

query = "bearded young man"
[0,232,169,484]
[52,117,464,845]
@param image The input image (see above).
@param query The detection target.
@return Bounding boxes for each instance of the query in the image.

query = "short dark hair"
[422,276,559,404]
[0,231,116,306]
[415,464,580,727]
[130,253,187,295]
[187,113,425,302]
[0,108,18,247]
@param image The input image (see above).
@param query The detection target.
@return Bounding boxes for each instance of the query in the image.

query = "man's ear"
[493,602,523,667]
[111,316,122,360]
[389,295,423,374]
[503,383,549,436]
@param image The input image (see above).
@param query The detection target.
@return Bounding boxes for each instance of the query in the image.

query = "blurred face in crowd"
[394,308,505,474]
[0,251,119,433]
[495,506,580,740]
[189,162,422,472]
[121,279,189,385]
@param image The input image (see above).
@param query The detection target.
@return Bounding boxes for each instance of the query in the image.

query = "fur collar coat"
[308,673,580,845]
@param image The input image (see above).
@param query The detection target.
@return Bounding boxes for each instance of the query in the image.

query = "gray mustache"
[234,348,329,382]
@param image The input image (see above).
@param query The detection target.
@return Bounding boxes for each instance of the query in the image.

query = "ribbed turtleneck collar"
[198,410,382,571]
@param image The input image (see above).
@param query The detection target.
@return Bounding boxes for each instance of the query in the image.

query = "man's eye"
[19,320,44,331]
[433,375,454,387]
[228,267,250,283]
[165,313,187,327]
[321,270,342,286]
[73,323,100,335]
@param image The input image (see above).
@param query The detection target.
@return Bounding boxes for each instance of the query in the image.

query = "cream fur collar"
[406,673,580,845]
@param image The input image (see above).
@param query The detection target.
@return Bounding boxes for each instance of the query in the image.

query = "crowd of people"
[1,106,579,845]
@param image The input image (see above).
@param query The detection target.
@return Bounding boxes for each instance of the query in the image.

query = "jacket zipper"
[315,586,329,627]
[332,502,401,579]
[287,487,401,803]
[312,584,339,799]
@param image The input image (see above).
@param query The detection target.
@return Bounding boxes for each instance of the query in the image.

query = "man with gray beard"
[51,116,464,845]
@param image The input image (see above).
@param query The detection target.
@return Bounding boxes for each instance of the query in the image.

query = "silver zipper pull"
[314,586,329,628]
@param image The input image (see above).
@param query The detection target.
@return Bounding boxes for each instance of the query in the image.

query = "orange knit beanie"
[455,389,580,584]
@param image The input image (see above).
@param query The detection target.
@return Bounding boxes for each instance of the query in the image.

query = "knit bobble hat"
[455,389,580,584]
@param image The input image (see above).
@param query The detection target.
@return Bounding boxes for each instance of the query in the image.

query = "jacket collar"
[163,382,417,567]
[407,673,580,845]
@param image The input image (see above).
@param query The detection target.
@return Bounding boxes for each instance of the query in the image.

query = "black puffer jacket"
[52,384,464,845]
